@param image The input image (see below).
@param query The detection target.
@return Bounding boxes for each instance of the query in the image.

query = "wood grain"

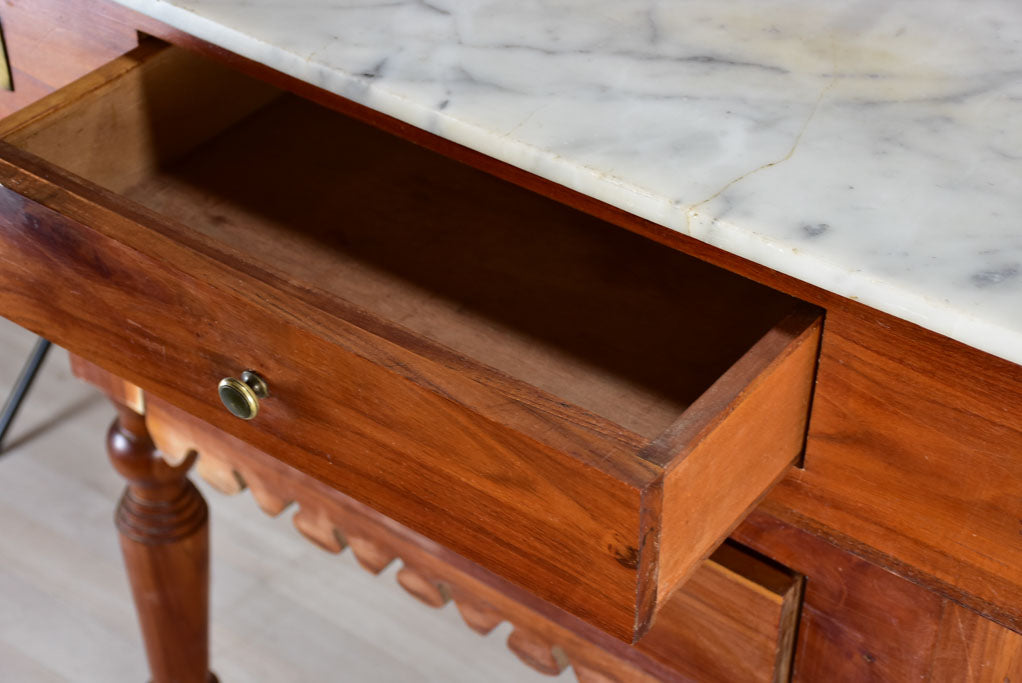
[70,351,145,414]
[0,324,557,683]
[0,40,280,192]
[11,0,1022,676]
[0,0,138,118]
[0,42,817,640]
[23,75,797,443]
[764,306,1022,633]
[2,167,650,640]
[103,4,1022,636]
[640,542,802,683]
[737,508,1022,682]
[733,510,946,682]
[140,388,804,683]
[930,602,1022,682]
[106,403,214,683]
[655,307,819,604]
[0,84,653,639]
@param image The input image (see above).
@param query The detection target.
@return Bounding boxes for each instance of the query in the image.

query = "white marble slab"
[113,0,1022,365]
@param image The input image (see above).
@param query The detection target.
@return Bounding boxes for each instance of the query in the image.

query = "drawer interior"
[0,39,821,641]
[5,42,797,441]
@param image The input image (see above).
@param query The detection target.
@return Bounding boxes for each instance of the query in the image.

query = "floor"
[0,318,555,682]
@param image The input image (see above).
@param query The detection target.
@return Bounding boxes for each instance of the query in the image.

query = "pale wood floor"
[0,318,555,682]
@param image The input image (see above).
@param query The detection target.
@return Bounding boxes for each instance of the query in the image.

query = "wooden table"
[1,2,1020,681]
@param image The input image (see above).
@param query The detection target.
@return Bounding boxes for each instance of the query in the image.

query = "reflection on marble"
[114,0,1022,364]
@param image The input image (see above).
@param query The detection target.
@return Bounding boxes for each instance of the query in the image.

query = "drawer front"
[0,0,138,118]
[97,381,804,683]
[640,543,801,682]
[0,41,820,641]
[0,171,651,640]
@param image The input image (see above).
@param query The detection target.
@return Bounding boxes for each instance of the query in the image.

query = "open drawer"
[0,40,820,642]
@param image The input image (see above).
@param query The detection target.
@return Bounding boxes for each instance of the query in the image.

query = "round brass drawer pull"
[217,370,269,420]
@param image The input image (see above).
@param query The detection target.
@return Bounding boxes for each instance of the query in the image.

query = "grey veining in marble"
[113,0,1022,364]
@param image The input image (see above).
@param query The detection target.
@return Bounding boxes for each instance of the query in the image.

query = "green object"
[218,370,269,420]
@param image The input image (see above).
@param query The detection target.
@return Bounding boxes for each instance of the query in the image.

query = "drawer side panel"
[656,312,820,602]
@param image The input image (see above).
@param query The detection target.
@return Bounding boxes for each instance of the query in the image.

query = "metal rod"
[0,337,52,453]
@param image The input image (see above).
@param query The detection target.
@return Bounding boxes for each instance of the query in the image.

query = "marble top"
[114,0,1022,366]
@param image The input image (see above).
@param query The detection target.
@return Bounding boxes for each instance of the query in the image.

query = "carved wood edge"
[138,397,680,682]
[70,356,791,681]
[108,406,207,545]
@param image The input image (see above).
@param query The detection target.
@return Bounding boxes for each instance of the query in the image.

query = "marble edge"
[114,0,1022,368]
[690,212,1022,365]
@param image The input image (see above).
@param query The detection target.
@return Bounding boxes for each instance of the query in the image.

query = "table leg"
[107,404,216,683]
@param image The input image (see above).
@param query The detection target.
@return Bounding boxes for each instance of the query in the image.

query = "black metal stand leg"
[0,337,52,453]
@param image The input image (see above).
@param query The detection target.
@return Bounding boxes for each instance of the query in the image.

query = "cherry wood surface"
[3,0,1022,674]
[7,0,1019,636]
[0,40,279,194]
[105,14,1022,638]
[656,309,819,599]
[134,381,804,683]
[0,0,138,118]
[930,602,1022,682]
[116,93,797,440]
[106,403,215,683]
[0,123,649,642]
[734,511,1022,683]
[97,4,1022,636]
[79,356,1022,683]
[764,306,1022,634]
[735,511,946,681]
[0,42,820,641]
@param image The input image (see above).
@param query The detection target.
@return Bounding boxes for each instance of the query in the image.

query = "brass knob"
[217,370,268,420]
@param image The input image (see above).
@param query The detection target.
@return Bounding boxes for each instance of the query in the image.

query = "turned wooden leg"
[107,404,216,683]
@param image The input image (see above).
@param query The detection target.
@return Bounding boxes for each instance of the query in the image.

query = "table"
[1,1,1020,680]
